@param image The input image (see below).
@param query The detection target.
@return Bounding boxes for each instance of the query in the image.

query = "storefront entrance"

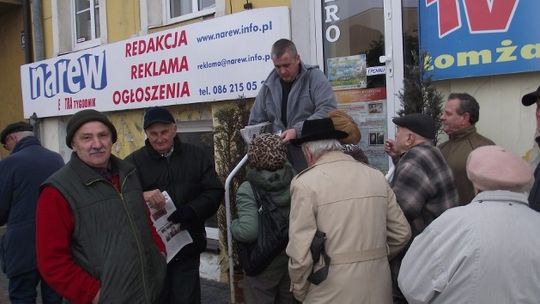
[311,0,418,172]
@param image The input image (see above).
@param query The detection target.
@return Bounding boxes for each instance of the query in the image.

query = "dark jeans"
[243,270,294,304]
[9,270,62,304]
[160,254,201,304]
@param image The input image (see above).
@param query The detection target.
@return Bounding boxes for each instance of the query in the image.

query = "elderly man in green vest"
[35,109,167,304]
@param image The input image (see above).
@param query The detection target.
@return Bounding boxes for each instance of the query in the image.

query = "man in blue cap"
[126,106,224,304]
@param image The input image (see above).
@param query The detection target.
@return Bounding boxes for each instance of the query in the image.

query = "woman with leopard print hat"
[231,133,296,303]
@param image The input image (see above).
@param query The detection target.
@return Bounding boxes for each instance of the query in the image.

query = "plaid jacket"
[391,142,458,237]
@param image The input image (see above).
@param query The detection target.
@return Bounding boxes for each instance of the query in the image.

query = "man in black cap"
[0,121,64,303]
[522,85,540,211]
[125,106,223,304]
[286,118,410,303]
[384,113,458,304]
[36,109,166,304]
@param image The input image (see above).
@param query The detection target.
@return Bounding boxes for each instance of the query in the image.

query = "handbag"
[238,182,289,276]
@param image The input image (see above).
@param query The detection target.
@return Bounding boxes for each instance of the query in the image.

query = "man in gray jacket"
[399,145,540,304]
[249,39,337,172]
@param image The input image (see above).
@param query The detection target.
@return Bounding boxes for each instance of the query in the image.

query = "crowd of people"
[0,37,539,304]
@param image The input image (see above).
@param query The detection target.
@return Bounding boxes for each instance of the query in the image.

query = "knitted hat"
[248,133,287,171]
[328,109,361,144]
[65,109,117,148]
[1,121,33,145]
[143,107,175,129]
[392,113,436,140]
[466,145,532,192]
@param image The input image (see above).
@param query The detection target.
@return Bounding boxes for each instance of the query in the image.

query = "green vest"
[45,154,166,303]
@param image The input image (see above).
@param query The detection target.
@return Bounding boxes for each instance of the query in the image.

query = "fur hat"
[392,113,436,140]
[248,133,287,171]
[328,110,361,144]
[66,109,117,149]
[143,107,175,129]
[466,145,532,192]
[1,121,33,145]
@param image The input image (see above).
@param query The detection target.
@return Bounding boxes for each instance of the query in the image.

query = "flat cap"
[392,113,436,140]
[1,121,33,145]
[522,85,540,106]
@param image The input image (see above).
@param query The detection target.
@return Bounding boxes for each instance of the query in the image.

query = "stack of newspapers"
[240,122,273,144]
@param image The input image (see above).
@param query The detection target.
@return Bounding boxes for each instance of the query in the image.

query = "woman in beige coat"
[286,118,411,304]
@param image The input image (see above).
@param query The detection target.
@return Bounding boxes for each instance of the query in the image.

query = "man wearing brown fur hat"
[399,145,540,304]
[328,109,369,164]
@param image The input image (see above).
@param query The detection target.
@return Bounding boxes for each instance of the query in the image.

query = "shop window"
[72,0,103,50]
[165,0,215,23]
[321,0,389,172]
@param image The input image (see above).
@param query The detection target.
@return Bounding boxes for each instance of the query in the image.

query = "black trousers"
[159,254,201,304]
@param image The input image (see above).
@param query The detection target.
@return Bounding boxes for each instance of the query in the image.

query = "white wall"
[435,72,540,157]
[40,117,70,163]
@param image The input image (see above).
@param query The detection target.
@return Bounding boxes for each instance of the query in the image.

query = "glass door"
[315,0,407,172]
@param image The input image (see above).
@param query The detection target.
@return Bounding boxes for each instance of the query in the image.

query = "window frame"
[163,0,216,24]
[72,0,104,51]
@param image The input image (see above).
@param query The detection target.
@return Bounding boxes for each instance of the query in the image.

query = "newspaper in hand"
[240,122,273,144]
[148,191,193,263]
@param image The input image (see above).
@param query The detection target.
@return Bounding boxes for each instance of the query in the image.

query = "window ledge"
[155,7,216,28]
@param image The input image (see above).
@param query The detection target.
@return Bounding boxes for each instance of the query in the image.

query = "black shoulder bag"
[238,182,289,276]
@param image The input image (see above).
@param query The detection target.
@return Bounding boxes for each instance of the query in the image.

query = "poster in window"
[338,100,388,173]
[327,54,367,90]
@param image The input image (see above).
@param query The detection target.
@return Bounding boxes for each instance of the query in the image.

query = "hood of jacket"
[246,162,295,207]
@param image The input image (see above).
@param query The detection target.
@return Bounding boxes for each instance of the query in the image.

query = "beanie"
[65,109,117,148]
[248,133,287,171]
[328,109,361,144]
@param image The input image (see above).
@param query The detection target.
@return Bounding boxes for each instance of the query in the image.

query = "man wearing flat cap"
[36,109,167,304]
[126,106,223,304]
[521,85,540,211]
[0,121,64,303]
[286,118,411,303]
[384,113,458,304]
[399,145,540,304]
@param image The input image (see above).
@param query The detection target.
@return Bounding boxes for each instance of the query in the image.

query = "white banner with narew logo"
[20,7,290,118]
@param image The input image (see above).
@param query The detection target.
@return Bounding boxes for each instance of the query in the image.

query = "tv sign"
[420,0,540,80]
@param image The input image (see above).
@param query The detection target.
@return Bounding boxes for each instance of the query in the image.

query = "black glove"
[167,205,196,223]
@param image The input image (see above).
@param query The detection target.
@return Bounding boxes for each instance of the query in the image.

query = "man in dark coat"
[125,106,224,304]
[0,121,64,303]
[522,85,540,211]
